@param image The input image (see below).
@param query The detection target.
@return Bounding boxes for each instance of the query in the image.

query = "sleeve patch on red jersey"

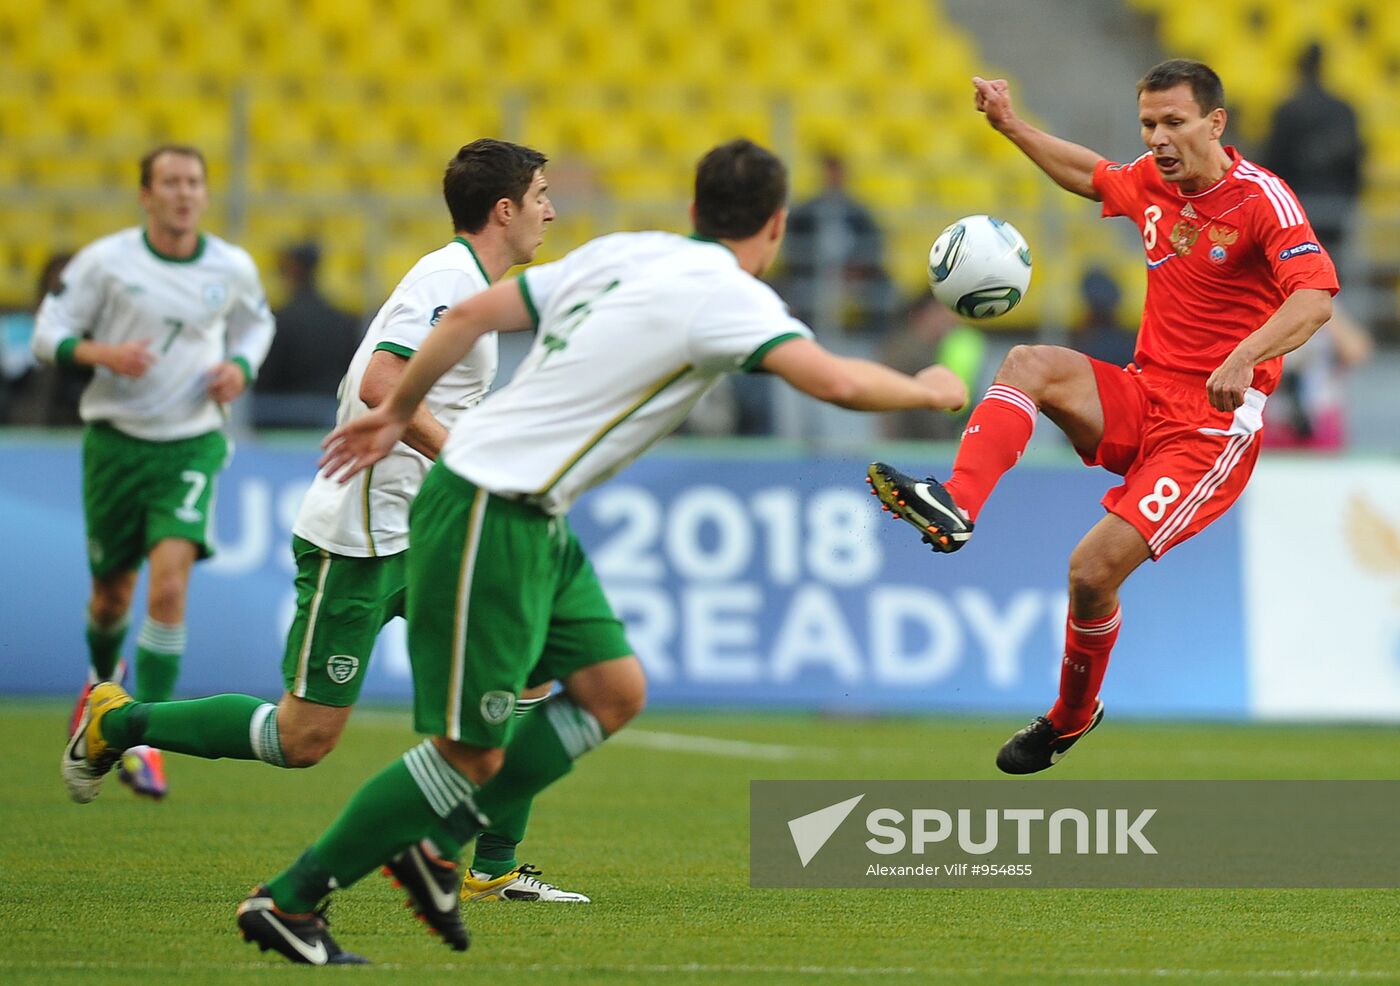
[1278,242,1322,261]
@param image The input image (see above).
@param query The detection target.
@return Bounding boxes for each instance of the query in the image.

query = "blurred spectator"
[1263,307,1372,451]
[779,152,896,338]
[0,252,89,425]
[1260,41,1370,451]
[1262,41,1363,267]
[1070,267,1135,367]
[253,241,361,428]
[880,293,985,440]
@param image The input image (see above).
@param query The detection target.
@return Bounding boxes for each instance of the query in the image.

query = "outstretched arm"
[973,76,1104,201]
[760,337,968,412]
[319,278,532,481]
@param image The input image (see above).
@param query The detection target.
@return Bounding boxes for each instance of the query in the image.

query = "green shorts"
[406,463,632,746]
[82,423,229,578]
[282,535,407,707]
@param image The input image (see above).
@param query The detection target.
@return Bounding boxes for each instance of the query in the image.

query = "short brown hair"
[140,144,207,188]
[693,139,788,240]
[1137,59,1226,115]
[443,139,548,234]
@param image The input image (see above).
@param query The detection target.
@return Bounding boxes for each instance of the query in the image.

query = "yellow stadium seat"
[9,0,1395,323]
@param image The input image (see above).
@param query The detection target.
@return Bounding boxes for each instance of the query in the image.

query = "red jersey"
[1092,146,1339,394]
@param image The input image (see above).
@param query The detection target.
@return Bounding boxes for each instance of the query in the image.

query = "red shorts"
[1081,361,1266,559]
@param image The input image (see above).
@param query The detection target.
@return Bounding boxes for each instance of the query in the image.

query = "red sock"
[1049,606,1121,731]
[942,384,1037,522]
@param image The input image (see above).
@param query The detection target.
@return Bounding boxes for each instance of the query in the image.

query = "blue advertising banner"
[0,436,1249,716]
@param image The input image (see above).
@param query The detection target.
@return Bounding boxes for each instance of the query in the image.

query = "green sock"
[266,741,479,913]
[264,848,337,916]
[134,618,184,702]
[469,691,551,873]
[473,698,605,833]
[265,702,605,913]
[85,614,128,681]
[100,695,282,763]
[472,802,533,876]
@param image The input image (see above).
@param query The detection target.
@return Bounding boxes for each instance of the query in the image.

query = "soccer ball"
[927,215,1033,319]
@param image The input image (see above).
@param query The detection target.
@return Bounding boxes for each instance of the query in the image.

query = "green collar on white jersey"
[453,235,493,284]
[142,230,206,264]
[688,233,737,257]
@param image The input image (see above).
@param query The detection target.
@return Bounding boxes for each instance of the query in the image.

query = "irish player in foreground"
[64,140,587,901]
[869,60,1337,773]
[233,138,967,964]
[37,144,274,798]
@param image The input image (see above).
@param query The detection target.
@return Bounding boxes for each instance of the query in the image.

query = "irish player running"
[63,140,588,901]
[38,144,274,798]
[869,60,1338,773]
[232,139,967,963]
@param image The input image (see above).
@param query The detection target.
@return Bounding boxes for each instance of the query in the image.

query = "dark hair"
[140,144,207,188]
[693,139,788,240]
[1298,41,1324,80]
[1137,59,1225,115]
[443,139,548,234]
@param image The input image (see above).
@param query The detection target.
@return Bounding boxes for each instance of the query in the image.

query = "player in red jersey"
[868,59,1338,773]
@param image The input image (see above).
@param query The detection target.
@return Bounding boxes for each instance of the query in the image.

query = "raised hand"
[972,76,1016,131]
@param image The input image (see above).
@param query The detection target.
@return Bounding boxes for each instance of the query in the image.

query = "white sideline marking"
[611,728,838,761]
[290,712,842,761]
[4,960,1398,979]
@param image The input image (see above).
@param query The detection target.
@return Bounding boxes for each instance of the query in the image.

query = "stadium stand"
[0,0,1110,328]
[1128,0,1400,277]
[3,0,1395,336]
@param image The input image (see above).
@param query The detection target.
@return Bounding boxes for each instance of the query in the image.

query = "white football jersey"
[31,227,273,441]
[294,238,498,557]
[442,232,810,515]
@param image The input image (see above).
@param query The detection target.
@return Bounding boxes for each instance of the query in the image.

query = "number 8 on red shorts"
[1081,359,1265,559]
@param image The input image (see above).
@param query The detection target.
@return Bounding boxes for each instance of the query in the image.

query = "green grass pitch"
[3,699,1398,984]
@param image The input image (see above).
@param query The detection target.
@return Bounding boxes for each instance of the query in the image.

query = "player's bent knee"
[279,733,335,768]
[563,655,647,734]
[278,725,337,767]
[616,682,647,726]
[90,576,136,623]
[588,680,647,735]
[1067,551,1121,610]
[90,594,131,626]
[275,700,349,768]
[431,736,504,785]
[995,345,1051,396]
[996,344,1082,400]
[595,700,644,736]
[145,575,188,618]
